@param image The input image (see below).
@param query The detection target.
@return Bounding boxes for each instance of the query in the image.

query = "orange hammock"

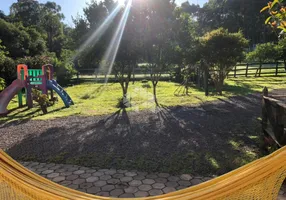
[1,148,286,200]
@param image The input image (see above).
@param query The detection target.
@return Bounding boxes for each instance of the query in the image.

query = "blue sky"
[0,0,207,26]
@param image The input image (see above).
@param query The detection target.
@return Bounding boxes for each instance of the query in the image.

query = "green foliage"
[54,60,77,85]
[17,53,57,69]
[260,0,286,36]
[32,89,49,114]
[246,43,283,62]
[0,56,16,84]
[0,77,5,91]
[201,28,248,94]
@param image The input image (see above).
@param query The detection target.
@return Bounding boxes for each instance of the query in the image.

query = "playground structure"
[0,64,73,115]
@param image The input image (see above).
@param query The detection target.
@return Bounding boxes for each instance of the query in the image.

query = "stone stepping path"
[20,161,286,199]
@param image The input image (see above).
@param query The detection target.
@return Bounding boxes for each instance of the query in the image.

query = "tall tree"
[201,28,248,95]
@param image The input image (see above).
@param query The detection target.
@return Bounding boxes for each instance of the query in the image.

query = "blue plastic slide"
[46,80,74,108]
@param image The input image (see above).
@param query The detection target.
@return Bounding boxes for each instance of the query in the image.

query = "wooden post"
[275,61,279,76]
[262,87,268,139]
[204,66,209,96]
[77,72,79,84]
[245,63,249,77]
[234,65,237,77]
[259,63,262,77]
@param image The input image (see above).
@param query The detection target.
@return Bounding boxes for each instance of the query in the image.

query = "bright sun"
[117,0,125,5]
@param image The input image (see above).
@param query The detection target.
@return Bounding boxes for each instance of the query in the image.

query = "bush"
[32,89,49,114]
[54,60,77,85]
[0,56,16,85]
[17,53,57,69]
[246,43,282,63]
[0,77,5,91]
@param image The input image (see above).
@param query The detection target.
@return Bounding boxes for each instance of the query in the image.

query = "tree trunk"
[41,105,48,114]
[153,83,159,106]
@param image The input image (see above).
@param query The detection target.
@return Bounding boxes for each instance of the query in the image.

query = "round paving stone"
[46,163,56,168]
[133,175,145,180]
[73,170,85,175]
[93,180,107,187]
[96,191,110,197]
[37,168,49,172]
[49,165,61,170]
[149,189,163,196]
[67,167,79,172]
[42,170,54,175]
[66,175,79,181]
[105,170,117,175]
[165,181,178,188]
[87,187,101,194]
[176,185,187,190]
[155,178,167,183]
[98,169,109,172]
[86,176,99,183]
[120,177,133,182]
[93,172,104,176]
[60,171,72,176]
[129,180,142,187]
[100,175,112,181]
[163,187,176,194]
[142,179,155,185]
[101,185,115,192]
[139,184,152,191]
[124,186,138,194]
[152,183,165,189]
[68,184,79,190]
[119,193,134,198]
[203,177,213,182]
[158,173,170,178]
[191,179,203,185]
[137,172,148,176]
[107,179,120,185]
[80,182,93,189]
[55,169,66,173]
[180,174,192,181]
[80,167,89,170]
[60,180,72,186]
[113,174,124,179]
[73,179,85,185]
[47,173,60,179]
[117,170,128,173]
[168,176,180,182]
[52,176,65,183]
[146,174,158,179]
[80,173,92,179]
[125,172,137,177]
[86,169,97,173]
[77,188,87,193]
[134,191,149,197]
[110,189,124,197]
[178,180,191,186]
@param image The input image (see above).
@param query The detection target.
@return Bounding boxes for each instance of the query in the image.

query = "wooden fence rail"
[229,62,286,77]
[262,87,286,148]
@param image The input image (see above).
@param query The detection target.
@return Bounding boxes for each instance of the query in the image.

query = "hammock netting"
[1,147,286,200]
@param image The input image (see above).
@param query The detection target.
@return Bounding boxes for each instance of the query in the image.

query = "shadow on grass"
[5,91,262,176]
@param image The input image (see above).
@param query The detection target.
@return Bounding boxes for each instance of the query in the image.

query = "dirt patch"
[1,90,279,176]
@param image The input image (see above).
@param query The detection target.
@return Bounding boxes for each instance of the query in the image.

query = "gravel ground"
[2,90,284,176]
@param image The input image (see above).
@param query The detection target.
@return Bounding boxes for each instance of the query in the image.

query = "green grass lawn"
[1,76,286,123]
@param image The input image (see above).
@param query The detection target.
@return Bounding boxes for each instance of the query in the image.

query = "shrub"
[0,56,16,85]
[200,28,248,95]
[0,77,5,91]
[17,53,57,69]
[54,60,77,85]
[246,43,282,62]
[32,89,49,114]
